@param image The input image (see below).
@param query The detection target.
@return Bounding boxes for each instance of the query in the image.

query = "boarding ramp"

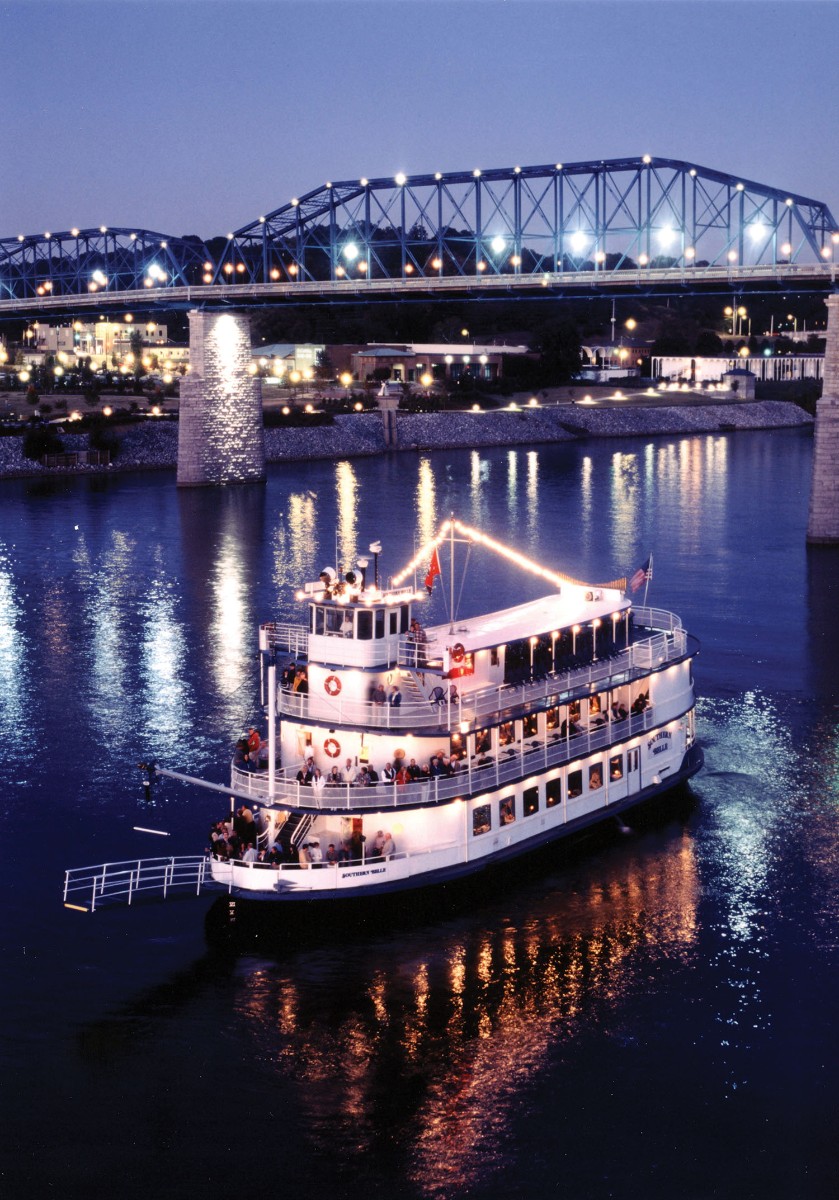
[63,855,213,912]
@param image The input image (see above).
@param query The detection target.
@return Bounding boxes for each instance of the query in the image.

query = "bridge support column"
[807,294,839,543]
[378,392,399,448]
[177,310,265,487]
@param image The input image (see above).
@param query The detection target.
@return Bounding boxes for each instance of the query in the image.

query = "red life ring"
[324,737,341,758]
[324,674,342,696]
[451,642,465,663]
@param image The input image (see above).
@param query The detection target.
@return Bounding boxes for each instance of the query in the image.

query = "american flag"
[629,555,652,593]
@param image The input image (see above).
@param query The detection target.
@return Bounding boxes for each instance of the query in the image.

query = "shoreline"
[0,400,813,482]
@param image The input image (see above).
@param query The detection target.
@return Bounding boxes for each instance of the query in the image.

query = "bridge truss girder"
[218,156,838,287]
[0,227,208,301]
[0,158,836,303]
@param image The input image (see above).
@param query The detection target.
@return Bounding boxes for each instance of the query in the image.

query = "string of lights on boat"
[1,157,837,305]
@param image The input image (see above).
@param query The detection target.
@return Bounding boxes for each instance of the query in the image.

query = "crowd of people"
[207,806,396,869]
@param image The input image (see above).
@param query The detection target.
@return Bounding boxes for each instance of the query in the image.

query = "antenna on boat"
[369,541,382,588]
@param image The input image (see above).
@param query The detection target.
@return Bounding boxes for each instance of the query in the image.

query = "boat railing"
[233,688,692,811]
[262,622,309,660]
[277,621,687,731]
[62,855,211,912]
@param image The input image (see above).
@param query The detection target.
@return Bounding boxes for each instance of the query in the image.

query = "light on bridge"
[490,236,506,255]
[781,242,792,256]
[343,243,359,261]
[657,227,675,248]
[395,173,407,186]
[638,253,649,265]
[71,227,79,237]
[570,230,588,254]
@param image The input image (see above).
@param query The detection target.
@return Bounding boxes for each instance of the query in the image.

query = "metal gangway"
[63,855,212,912]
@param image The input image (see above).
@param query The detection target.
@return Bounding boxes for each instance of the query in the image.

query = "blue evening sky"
[4,0,838,239]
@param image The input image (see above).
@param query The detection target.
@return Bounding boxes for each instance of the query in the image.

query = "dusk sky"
[5,0,839,240]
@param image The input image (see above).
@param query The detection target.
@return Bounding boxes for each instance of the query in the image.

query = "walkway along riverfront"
[0,399,813,482]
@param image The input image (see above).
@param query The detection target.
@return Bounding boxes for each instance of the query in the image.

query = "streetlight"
[340,371,353,400]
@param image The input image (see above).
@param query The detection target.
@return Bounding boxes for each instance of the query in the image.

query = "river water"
[2,427,838,1199]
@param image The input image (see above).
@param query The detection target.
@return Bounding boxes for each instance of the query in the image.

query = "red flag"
[425,547,441,594]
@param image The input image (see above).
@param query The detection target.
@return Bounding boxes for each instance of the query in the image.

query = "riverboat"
[63,518,702,913]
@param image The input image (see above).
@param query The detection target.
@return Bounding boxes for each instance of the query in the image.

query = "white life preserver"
[324,737,341,758]
[324,674,342,696]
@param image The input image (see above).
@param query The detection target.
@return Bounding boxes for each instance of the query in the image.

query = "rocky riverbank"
[0,401,813,479]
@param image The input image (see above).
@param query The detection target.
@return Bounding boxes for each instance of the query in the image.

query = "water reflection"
[232,835,699,1197]
[526,450,539,537]
[0,545,28,745]
[336,461,358,573]
[272,492,317,602]
[416,458,437,550]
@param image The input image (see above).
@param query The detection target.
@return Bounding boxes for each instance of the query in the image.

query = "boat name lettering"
[344,867,387,879]
[647,731,672,755]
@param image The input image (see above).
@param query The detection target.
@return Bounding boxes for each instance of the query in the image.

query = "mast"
[449,514,455,634]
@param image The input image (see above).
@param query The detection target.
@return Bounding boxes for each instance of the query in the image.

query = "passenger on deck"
[247,727,261,757]
[381,762,395,782]
[389,684,402,707]
[342,757,354,782]
[611,700,628,721]
[338,841,351,863]
[370,830,386,860]
[382,832,395,858]
[311,768,326,798]
[407,758,422,780]
[293,669,309,694]
[325,843,339,864]
[281,662,296,690]
[327,766,343,786]
[395,765,411,785]
[309,840,323,866]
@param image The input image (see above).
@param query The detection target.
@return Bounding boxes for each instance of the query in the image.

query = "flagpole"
[449,514,455,635]
[642,552,652,608]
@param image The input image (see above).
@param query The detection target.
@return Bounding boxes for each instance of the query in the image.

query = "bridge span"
[1,156,837,318]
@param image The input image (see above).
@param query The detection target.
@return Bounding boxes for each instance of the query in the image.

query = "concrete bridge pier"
[177,309,265,487]
[807,294,839,543]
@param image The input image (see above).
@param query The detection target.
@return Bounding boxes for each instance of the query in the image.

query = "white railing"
[63,855,210,912]
[278,616,687,732]
[262,621,309,659]
[233,684,695,811]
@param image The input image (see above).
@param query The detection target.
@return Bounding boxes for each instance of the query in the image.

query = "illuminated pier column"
[177,310,265,487]
[807,294,839,543]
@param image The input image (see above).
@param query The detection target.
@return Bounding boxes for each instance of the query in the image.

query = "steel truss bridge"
[2,156,837,318]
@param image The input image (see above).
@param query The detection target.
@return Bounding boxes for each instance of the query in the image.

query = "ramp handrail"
[63,855,211,912]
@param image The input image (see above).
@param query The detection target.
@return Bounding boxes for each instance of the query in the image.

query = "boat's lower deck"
[210,730,703,902]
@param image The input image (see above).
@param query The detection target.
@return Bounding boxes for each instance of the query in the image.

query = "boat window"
[472,804,491,836]
[498,721,515,747]
[610,754,623,781]
[356,610,373,640]
[568,769,583,798]
[569,700,581,721]
[325,607,346,636]
[490,647,499,666]
[375,609,385,639]
[450,730,465,758]
[314,607,325,634]
[546,777,562,807]
[389,610,398,636]
[475,727,491,755]
[588,762,603,791]
[523,785,539,816]
[546,706,560,731]
[400,605,409,633]
[523,713,538,738]
[589,694,602,715]
[499,796,516,825]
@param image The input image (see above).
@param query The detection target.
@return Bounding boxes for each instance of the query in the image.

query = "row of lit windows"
[472,748,641,836]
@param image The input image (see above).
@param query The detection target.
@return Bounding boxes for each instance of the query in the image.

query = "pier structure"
[177,310,265,487]
[807,294,839,543]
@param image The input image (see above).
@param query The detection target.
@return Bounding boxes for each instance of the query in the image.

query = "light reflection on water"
[4,427,839,1199]
[231,832,700,1198]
